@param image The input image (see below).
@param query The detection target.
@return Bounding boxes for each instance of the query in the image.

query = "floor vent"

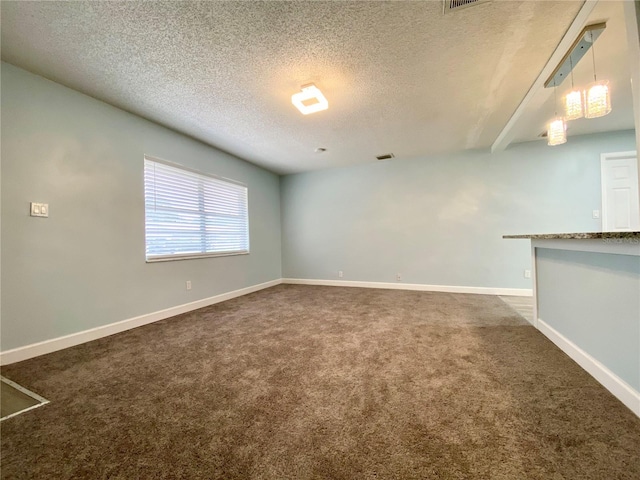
[1,376,49,421]
[444,0,489,13]
[376,153,395,161]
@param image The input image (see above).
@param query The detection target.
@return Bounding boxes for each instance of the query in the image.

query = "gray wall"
[536,247,640,390]
[1,63,282,351]
[281,130,637,288]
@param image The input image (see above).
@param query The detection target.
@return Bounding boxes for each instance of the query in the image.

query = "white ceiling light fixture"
[564,90,583,120]
[547,118,567,146]
[584,30,611,119]
[564,56,583,120]
[291,84,328,115]
[548,82,567,146]
[543,23,607,124]
[585,81,611,118]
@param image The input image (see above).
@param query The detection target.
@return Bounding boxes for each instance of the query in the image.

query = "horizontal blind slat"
[144,158,249,260]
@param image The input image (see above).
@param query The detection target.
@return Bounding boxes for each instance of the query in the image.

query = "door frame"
[600,150,639,231]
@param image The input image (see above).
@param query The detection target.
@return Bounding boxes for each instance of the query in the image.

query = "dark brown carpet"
[1,285,639,479]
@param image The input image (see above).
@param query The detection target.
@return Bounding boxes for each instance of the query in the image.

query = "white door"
[601,151,639,231]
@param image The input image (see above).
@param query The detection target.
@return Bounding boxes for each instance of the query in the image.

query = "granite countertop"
[503,231,640,240]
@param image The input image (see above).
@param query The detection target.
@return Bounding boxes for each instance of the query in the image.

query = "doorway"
[600,151,640,231]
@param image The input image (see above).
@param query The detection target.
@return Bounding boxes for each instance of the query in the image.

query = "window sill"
[146,250,249,263]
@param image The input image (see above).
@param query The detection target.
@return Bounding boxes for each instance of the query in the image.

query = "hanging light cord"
[569,55,575,89]
[591,31,598,82]
[553,81,558,116]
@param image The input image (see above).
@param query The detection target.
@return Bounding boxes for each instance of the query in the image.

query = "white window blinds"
[144,156,249,262]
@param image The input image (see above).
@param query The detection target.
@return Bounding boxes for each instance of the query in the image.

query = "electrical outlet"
[396,273,402,282]
[30,202,49,218]
[186,280,192,290]
[338,270,343,278]
[592,210,600,219]
[524,270,531,279]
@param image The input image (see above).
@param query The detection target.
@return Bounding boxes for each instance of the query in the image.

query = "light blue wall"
[536,247,640,390]
[281,130,637,288]
[1,60,637,356]
[1,63,282,351]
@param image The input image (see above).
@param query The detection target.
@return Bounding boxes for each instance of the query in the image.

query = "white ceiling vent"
[443,0,490,13]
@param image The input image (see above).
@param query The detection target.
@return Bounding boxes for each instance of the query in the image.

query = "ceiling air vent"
[376,153,395,161]
[444,0,490,13]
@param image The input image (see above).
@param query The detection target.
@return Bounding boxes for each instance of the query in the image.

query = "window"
[144,156,249,262]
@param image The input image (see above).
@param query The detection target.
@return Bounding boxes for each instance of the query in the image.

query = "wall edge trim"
[0,279,282,366]
[281,278,532,296]
[537,318,640,418]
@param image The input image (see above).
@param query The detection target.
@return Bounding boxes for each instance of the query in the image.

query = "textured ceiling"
[0,1,603,174]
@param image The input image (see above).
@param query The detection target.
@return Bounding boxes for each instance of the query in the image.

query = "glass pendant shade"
[564,90,584,120]
[584,81,611,118]
[547,118,567,146]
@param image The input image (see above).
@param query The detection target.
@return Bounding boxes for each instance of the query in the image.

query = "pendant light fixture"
[563,56,583,120]
[548,118,567,146]
[584,30,611,118]
[548,82,566,146]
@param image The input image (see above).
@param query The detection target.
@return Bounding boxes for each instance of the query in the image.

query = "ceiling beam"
[623,0,640,226]
[491,0,599,153]
[623,0,640,150]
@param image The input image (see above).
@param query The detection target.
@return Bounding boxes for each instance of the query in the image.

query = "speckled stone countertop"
[503,231,640,239]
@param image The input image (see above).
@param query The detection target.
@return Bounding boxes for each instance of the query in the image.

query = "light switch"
[30,202,49,218]
[592,210,600,219]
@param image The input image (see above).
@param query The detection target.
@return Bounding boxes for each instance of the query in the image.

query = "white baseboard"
[0,279,282,366]
[282,278,532,297]
[537,318,640,418]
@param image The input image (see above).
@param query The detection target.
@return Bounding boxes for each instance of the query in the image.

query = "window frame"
[143,155,250,263]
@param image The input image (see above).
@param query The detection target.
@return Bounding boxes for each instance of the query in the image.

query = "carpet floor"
[1,285,639,479]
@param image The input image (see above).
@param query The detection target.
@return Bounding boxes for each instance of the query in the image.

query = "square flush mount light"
[291,84,328,115]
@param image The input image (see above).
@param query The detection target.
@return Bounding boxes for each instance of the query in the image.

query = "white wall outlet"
[338,270,343,278]
[396,273,402,282]
[524,270,531,279]
[186,280,192,290]
[30,202,49,218]
[592,209,600,219]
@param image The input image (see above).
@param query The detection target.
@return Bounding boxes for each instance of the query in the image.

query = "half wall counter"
[504,231,640,417]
